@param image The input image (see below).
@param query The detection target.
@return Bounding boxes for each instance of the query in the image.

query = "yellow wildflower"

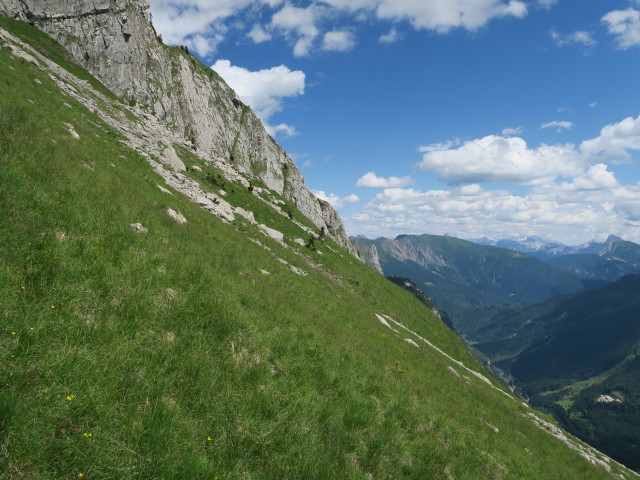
[66,395,76,401]
[207,436,213,441]
[77,474,84,478]
[83,432,92,438]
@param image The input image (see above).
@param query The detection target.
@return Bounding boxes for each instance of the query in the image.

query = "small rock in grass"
[63,123,80,139]
[235,207,255,223]
[260,269,271,276]
[129,222,148,233]
[157,184,173,195]
[447,366,460,377]
[160,147,186,172]
[290,265,308,277]
[166,208,187,224]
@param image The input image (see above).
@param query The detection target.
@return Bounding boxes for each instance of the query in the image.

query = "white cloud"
[321,30,356,51]
[537,0,558,9]
[314,190,361,208]
[502,126,523,136]
[589,102,599,108]
[603,8,640,49]
[271,4,324,57]
[152,0,536,57]
[346,114,640,243]
[248,24,272,43]
[267,123,298,137]
[346,179,640,245]
[559,164,620,191]
[150,0,255,55]
[550,29,596,47]
[356,172,416,188]
[379,27,403,44]
[541,120,573,133]
[371,0,528,32]
[417,115,640,187]
[580,115,640,161]
[211,60,305,136]
[419,135,584,185]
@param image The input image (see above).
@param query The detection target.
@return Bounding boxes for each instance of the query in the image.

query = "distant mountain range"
[472,235,640,282]
[351,234,598,318]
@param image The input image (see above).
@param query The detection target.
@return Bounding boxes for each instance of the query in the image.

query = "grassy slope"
[0,18,633,479]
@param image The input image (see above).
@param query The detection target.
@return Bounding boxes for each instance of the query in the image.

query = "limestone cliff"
[352,243,383,275]
[0,0,355,253]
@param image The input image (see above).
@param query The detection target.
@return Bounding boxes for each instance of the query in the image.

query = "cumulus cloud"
[550,29,596,47]
[370,0,528,32]
[560,164,620,191]
[502,126,523,136]
[345,113,640,243]
[271,4,324,57]
[346,180,640,245]
[356,172,416,188]
[152,0,536,57]
[541,120,573,133]
[580,115,640,161]
[418,115,640,186]
[248,24,272,43]
[150,0,255,55]
[321,30,356,51]
[314,191,361,208]
[379,27,403,44]
[537,0,558,9]
[419,135,584,185]
[602,8,640,49]
[211,59,305,136]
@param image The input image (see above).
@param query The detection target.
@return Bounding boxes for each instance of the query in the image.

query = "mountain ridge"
[472,235,640,281]
[352,234,593,317]
[0,0,355,253]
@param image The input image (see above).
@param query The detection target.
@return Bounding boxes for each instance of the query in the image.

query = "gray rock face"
[160,147,185,172]
[353,243,383,275]
[0,0,354,253]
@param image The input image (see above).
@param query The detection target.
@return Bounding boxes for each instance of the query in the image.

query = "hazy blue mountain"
[352,234,593,319]
[472,235,640,281]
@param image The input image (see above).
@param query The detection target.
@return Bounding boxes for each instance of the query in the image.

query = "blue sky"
[150,0,640,245]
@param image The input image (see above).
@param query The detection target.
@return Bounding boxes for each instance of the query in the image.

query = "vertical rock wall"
[0,0,355,253]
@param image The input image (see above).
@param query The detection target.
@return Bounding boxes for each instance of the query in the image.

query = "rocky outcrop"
[353,243,383,275]
[0,0,354,253]
[381,236,448,269]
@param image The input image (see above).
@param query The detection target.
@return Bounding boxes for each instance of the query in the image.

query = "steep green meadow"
[0,17,635,479]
